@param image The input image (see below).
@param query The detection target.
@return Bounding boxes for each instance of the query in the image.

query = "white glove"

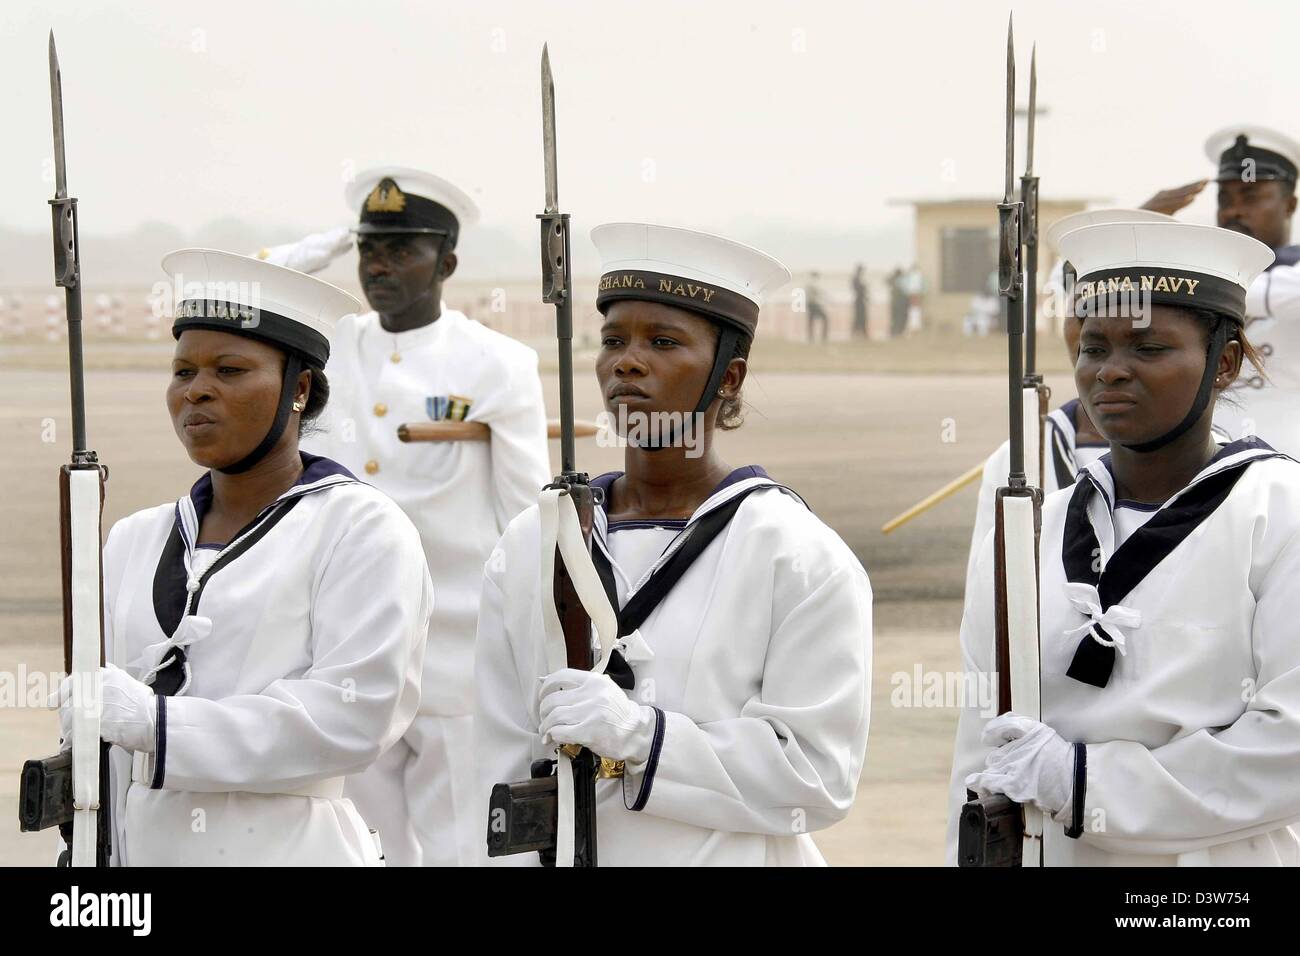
[55,663,157,754]
[537,668,655,764]
[256,226,353,275]
[965,712,1073,816]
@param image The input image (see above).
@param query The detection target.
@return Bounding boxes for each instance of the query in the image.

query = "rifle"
[1019,44,1051,490]
[17,32,112,868]
[957,16,1044,869]
[486,44,602,867]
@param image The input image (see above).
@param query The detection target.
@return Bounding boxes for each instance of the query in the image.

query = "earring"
[718,388,727,397]
[292,400,305,412]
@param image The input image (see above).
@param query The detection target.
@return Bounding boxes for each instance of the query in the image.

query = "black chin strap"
[1122,320,1229,454]
[217,354,304,475]
[638,326,740,452]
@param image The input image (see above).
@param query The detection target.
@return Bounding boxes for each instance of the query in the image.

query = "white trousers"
[346,713,480,866]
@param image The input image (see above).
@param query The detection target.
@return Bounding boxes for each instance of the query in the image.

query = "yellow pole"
[881,461,986,534]
[398,419,600,443]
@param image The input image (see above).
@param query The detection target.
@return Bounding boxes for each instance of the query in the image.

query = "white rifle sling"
[68,468,104,868]
[1002,491,1044,864]
[537,486,619,867]
[1022,386,1043,491]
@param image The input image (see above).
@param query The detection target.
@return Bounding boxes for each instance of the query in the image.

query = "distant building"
[890,196,1098,334]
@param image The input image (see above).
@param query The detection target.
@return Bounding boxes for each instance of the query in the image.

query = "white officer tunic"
[948,440,1300,865]
[1214,262,1300,456]
[304,307,550,865]
[475,468,873,866]
[102,455,431,866]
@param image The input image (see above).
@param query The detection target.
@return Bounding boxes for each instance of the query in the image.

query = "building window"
[940,227,997,293]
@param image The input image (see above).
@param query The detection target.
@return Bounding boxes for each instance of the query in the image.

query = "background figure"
[963,268,1000,337]
[903,263,924,334]
[806,271,829,343]
[888,267,907,337]
[301,168,552,866]
[851,264,869,339]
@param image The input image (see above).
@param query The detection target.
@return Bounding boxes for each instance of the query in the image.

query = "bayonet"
[998,16,1026,489]
[1020,44,1048,489]
[49,32,69,203]
[542,45,559,217]
[538,44,578,475]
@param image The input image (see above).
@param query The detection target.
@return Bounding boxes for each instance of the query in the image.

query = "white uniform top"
[304,308,550,715]
[949,440,1300,865]
[103,455,432,865]
[475,468,873,866]
[1213,263,1300,457]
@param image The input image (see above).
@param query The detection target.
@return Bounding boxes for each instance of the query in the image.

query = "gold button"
[365,460,379,475]
[390,352,401,363]
[373,403,388,417]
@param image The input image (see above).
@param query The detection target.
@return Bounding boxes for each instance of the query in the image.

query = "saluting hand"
[537,668,655,764]
[54,663,157,755]
[1139,179,1209,216]
[965,712,1074,816]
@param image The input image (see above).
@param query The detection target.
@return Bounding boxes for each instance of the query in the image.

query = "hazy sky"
[4,0,1299,274]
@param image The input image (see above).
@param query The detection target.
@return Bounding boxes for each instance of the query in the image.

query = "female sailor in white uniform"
[58,250,431,865]
[474,223,873,866]
[965,209,1176,591]
[949,221,1300,865]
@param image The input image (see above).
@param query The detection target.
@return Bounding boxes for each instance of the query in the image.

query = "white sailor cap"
[590,222,790,337]
[1058,221,1274,324]
[1204,125,1300,184]
[345,166,480,244]
[163,248,361,369]
[1045,208,1175,255]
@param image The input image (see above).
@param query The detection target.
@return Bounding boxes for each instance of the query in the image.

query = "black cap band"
[357,178,460,247]
[596,270,760,337]
[1069,269,1244,454]
[1216,135,1297,184]
[1070,268,1247,324]
[172,299,330,369]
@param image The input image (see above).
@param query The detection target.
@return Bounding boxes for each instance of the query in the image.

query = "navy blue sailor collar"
[586,463,807,620]
[1059,437,1287,688]
[148,453,359,697]
[1045,400,1082,489]
[1080,437,1285,517]
[589,464,805,540]
[177,453,357,552]
[1269,243,1300,270]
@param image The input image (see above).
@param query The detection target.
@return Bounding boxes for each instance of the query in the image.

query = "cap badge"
[366,178,407,213]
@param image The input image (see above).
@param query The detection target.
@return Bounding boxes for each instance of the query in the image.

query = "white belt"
[131,750,346,800]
